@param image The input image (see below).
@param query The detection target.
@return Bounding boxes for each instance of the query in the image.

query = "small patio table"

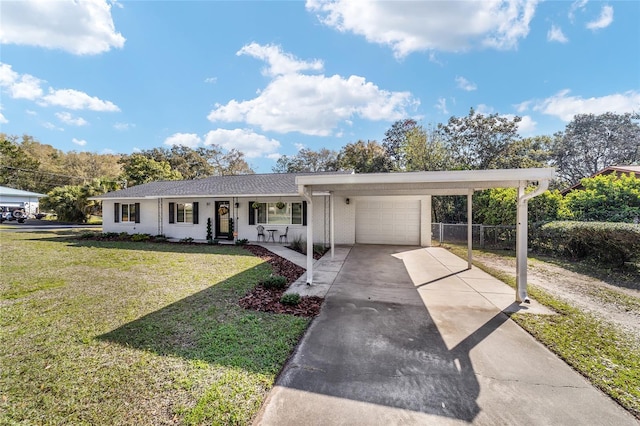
[266,229,278,242]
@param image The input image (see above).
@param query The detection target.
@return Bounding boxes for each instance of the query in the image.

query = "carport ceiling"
[296,168,556,196]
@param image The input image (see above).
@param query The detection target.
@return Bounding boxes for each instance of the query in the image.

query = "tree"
[473,188,562,225]
[490,136,552,169]
[217,149,254,175]
[337,140,393,173]
[272,148,339,173]
[552,112,640,185]
[119,154,183,187]
[0,137,41,191]
[40,178,121,222]
[382,118,418,170]
[437,108,521,170]
[560,173,640,222]
[401,125,452,171]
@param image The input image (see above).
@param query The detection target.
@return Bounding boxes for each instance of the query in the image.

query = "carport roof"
[296,168,555,196]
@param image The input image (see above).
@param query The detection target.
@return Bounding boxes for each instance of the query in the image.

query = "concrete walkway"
[255,245,636,425]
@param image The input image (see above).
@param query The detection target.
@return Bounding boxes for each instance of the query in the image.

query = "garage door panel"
[356,199,420,245]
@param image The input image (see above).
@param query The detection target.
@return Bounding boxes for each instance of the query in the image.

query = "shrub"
[235,238,249,246]
[153,234,168,242]
[119,232,130,239]
[531,221,640,267]
[78,231,99,239]
[261,275,287,289]
[207,239,220,245]
[290,235,305,252]
[179,237,194,243]
[131,233,151,242]
[280,293,301,305]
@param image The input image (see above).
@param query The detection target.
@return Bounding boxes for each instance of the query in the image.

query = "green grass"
[0,231,309,425]
[446,244,640,418]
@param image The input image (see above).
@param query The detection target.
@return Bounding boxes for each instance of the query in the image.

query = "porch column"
[420,195,432,247]
[467,189,473,269]
[516,185,529,303]
[330,192,335,258]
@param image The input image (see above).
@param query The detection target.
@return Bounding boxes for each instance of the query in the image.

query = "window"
[177,203,193,223]
[168,202,199,224]
[254,202,302,225]
[114,202,140,223]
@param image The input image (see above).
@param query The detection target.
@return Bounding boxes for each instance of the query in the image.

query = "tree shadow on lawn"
[97,267,310,376]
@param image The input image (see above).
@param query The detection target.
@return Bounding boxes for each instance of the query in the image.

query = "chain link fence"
[431,223,517,249]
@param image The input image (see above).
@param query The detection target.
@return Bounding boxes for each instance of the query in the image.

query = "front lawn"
[0,231,309,425]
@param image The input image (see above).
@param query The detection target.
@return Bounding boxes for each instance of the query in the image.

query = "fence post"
[439,222,443,243]
[480,224,484,249]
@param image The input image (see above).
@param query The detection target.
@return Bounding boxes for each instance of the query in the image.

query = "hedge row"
[531,221,640,267]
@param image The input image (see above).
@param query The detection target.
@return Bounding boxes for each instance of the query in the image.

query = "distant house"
[560,165,640,195]
[0,186,46,215]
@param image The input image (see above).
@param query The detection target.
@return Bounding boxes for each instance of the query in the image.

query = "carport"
[297,168,555,302]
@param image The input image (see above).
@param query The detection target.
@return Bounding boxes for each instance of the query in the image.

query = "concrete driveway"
[255,245,636,425]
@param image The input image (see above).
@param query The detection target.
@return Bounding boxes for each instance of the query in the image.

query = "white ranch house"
[94,168,555,302]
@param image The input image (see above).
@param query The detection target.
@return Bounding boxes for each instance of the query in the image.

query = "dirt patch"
[474,251,640,341]
[241,245,323,317]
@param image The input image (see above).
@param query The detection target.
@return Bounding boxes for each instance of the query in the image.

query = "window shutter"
[192,202,199,224]
[114,203,120,223]
[302,201,307,226]
[168,202,175,224]
[248,201,255,225]
[134,203,140,223]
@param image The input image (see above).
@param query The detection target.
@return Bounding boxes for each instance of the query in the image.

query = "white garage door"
[356,199,420,245]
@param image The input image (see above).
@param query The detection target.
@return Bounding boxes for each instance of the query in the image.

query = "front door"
[215,201,231,239]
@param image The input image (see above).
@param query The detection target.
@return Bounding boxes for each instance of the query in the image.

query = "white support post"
[306,195,314,285]
[516,185,529,303]
[421,196,432,247]
[467,189,473,269]
[330,192,335,258]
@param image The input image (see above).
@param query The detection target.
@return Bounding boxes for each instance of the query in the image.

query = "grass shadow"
[97,267,310,376]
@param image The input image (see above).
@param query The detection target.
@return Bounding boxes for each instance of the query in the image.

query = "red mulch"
[240,245,323,318]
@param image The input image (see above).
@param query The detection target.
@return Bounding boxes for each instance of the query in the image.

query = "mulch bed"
[240,245,323,318]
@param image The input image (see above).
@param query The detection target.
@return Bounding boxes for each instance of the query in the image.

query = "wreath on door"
[218,205,229,216]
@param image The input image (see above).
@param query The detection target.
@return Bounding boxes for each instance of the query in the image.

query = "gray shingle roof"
[95,172,349,199]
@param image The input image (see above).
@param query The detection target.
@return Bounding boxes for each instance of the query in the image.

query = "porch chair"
[256,225,266,242]
[279,226,289,244]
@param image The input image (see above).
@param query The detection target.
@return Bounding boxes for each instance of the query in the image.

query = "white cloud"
[0,63,43,100]
[547,25,568,43]
[209,73,416,136]
[26,109,37,116]
[132,147,142,153]
[294,143,306,151]
[569,0,588,22]
[72,137,87,147]
[113,122,134,131]
[455,76,477,91]
[475,104,494,115]
[514,100,532,112]
[0,105,7,124]
[164,133,202,148]
[266,153,282,160]
[101,148,116,154]
[56,111,88,126]
[204,77,217,84]
[435,98,448,114]
[502,114,537,134]
[306,0,538,57]
[204,128,281,158]
[42,122,63,131]
[41,88,120,111]
[586,5,613,30]
[531,89,640,121]
[237,42,323,77]
[0,0,125,55]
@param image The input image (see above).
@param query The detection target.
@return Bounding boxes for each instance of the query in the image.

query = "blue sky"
[1,0,638,173]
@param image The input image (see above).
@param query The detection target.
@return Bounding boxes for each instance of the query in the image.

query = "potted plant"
[252,202,260,209]
[275,201,285,209]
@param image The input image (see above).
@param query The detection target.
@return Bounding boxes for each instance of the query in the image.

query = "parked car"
[0,207,26,223]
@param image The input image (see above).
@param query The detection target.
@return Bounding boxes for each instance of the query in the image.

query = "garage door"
[355,199,420,245]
